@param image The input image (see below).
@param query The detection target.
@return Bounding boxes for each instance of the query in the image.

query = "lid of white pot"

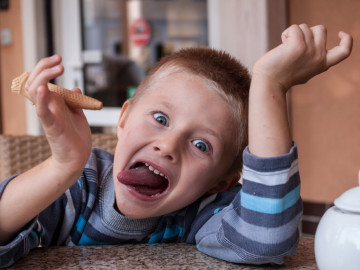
[334,171,360,213]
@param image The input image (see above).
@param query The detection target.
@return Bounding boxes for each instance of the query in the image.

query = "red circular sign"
[129,18,151,47]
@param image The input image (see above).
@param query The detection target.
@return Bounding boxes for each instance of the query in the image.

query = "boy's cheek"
[116,128,138,148]
[121,121,152,140]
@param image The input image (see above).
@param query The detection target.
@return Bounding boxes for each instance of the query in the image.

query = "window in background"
[80,0,208,109]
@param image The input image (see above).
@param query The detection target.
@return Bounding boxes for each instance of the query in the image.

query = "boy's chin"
[113,199,159,219]
[118,207,158,219]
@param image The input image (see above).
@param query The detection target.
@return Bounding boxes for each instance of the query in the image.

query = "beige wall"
[0,0,27,134]
[289,0,360,202]
[208,0,287,70]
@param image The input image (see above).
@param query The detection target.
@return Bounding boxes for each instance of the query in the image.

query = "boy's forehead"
[140,74,236,133]
[144,71,224,100]
[137,73,237,128]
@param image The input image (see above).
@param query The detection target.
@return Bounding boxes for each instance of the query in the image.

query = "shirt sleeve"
[0,177,82,268]
[0,177,41,268]
[195,143,302,265]
[0,149,106,268]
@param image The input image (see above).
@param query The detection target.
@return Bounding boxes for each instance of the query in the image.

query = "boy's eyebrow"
[201,127,220,140]
[160,101,172,110]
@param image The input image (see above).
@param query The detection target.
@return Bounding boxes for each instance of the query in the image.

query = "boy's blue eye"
[192,139,210,152]
[153,112,169,126]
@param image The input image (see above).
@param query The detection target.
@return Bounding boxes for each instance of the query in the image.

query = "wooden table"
[8,237,316,269]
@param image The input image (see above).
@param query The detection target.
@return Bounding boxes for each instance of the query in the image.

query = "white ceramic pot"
[314,174,360,270]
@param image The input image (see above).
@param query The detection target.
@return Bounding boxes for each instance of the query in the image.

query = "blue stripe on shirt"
[241,185,300,214]
[148,225,183,243]
[30,230,40,247]
[76,214,87,233]
[78,233,107,245]
[238,199,303,228]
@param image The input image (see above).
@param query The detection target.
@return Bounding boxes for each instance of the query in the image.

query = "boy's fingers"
[281,24,302,43]
[281,27,290,43]
[311,25,327,49]
[29,65,64,90]
[27,65,64,102]
[69,88,87,116]
[26,55,64,100]
[326,31,353,68]
[72,88,82,94]
[27,55,62,85]
[35,85,54,128]
[298,24,313,44]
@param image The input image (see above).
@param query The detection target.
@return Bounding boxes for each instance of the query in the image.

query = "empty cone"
[11,72,103,110]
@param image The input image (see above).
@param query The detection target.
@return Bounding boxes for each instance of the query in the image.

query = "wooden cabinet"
[288,0,360,202]
[0,0,27,134]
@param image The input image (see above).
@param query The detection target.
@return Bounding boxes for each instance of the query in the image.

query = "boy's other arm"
[249,24,352,157]
[0,55,92,244]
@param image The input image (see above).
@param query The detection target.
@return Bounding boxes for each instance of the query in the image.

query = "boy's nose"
[152,134,181,162]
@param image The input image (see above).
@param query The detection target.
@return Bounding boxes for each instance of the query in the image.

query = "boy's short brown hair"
[131,47,250,178]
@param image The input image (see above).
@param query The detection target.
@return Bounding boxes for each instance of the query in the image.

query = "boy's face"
[113,72,238,218]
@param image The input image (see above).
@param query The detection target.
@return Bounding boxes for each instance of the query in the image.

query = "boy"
[0,24,352,267]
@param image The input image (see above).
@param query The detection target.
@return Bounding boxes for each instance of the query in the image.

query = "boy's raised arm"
[0,55,92,244]
[249,24,352,157]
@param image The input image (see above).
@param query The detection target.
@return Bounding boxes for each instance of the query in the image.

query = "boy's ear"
[206,172,240,195]
[118,100,131,130]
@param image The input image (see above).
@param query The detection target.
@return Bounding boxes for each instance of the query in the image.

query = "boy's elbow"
[196,228,300,265]
[198,240,300,265]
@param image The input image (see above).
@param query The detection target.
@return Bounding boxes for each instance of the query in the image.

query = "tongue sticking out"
[117,165,168,196]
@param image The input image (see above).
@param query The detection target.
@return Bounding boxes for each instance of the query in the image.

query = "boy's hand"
[0,55,92,244]
[26,55,92,178]
[249,24,352,157]
[252,24,353,92]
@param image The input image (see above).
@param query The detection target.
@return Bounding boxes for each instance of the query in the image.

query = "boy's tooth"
[145,163,167,179]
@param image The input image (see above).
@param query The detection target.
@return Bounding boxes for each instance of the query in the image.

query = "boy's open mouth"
[117,162,169,198]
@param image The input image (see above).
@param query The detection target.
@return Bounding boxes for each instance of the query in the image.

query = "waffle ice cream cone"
[11,72,103,110]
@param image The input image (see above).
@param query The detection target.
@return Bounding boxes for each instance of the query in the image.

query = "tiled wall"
[300,201,333,236]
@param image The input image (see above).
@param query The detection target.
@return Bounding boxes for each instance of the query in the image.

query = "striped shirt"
[0,144,301,268]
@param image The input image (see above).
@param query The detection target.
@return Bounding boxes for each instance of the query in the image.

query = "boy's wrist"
[45,156,84,186]
[249,68,292,157]
[250,71,289,96]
